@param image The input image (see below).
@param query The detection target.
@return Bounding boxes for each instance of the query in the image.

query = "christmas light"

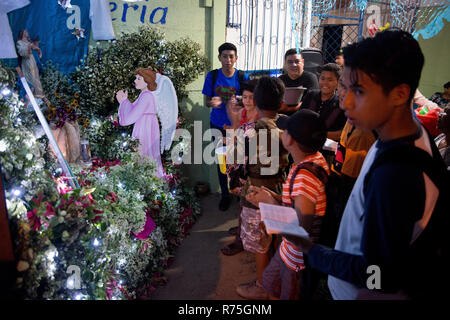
[1,87,11,96]
[12,188,22,197]
[93,238,100,247]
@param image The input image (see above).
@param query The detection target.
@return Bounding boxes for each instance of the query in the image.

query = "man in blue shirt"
[202,42,248,211]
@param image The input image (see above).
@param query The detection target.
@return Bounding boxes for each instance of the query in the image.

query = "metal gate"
[226,0,450,72]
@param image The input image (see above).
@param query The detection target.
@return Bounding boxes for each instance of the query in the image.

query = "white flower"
[58,217,65,223]
[26,153,33,161]
[15,135,20,141]
[0,139,8,152]
[60,210,67,216]
[62,231,69,239]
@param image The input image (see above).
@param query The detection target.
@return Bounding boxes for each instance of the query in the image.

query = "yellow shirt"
[331,121,377,179]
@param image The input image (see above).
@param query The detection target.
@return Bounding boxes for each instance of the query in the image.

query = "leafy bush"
[71,26,209,118]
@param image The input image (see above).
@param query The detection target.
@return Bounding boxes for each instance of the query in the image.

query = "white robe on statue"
[16,39,44,97]
[89,0,115,40]
[0,0,30,59]
[0,13,17,59]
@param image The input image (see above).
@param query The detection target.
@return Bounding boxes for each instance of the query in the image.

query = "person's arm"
[206,96,222,108]
[327,130,342,142]
[226,96,242,128]
[414,90,442,111]
[246,186,280,207]
[290,163,426,290]
[118,92,154,126]
[280,101,302,113]
[202,72,222,108]
[293,194,315,233]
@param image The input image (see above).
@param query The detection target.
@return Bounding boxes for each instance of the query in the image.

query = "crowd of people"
[202,30,448,300]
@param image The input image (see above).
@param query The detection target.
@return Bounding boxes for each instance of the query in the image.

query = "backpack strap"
[237,70,246,95]
[212,69,246,96]
[211,69,219,95]
[289,162,328,208]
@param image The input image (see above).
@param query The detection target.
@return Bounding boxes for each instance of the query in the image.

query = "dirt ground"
[151,193,256,300]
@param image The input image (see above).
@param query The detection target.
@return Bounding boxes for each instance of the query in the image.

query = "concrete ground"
[151,193,256,300]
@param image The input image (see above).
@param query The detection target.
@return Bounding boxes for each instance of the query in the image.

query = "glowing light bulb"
[12,188,22,197]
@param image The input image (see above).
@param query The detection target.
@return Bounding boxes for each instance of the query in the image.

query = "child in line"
[235,76,290,300]
[246,109,329,300]
[301,63,347,142]
[221,79,259,256]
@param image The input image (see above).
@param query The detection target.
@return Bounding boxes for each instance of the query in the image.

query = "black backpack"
[289,162,342,300]
[288,162,342,247]
[211,69,246,96]
[362,134,449,299]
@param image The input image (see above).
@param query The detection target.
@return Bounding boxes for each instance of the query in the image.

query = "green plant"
[71,26,209,118]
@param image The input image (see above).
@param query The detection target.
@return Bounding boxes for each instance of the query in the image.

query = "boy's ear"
[286,133,295,147]
[390,83,411,107]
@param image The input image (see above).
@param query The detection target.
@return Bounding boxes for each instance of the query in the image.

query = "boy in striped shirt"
[247,109,328,299]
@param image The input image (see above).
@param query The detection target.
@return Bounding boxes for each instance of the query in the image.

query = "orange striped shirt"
[280,152,329,271]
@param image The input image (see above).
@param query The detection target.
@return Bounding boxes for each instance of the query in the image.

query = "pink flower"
[45,203,56,217]
[27,209,41,231]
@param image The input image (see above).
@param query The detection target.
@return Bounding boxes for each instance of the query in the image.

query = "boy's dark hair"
[276,109,327,153]
[284,48,302,61]
[335,50,343,58]
[241,79,258,93]
[320,63,342,80]
[343,30,424,104]
[254,76,285,111]
[218,42,237,55]
[444,81,450,89]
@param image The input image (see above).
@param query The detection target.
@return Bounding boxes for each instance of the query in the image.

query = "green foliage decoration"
[71,26,209,118]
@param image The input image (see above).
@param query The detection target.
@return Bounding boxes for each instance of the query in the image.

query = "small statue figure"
[16,30,44,98]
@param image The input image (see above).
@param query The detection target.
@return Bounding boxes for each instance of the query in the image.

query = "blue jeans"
[210,121,229,197]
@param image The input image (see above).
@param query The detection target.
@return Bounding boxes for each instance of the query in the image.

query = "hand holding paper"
[259,203,310,239]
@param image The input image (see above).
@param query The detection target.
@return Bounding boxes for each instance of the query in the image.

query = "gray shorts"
[262,248,302,300]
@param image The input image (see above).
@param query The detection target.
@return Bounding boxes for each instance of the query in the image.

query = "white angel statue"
[116,68,178,177]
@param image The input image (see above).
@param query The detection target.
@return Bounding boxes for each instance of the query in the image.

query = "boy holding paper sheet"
[246,109,329,300]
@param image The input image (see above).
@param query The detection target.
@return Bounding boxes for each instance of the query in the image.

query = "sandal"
[221,240,244,256]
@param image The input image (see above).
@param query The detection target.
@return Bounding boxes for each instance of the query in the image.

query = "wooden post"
[0,164,16,298]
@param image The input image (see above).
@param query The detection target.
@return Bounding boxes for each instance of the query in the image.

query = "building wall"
[107,0,227,190]
[417,19,450,98]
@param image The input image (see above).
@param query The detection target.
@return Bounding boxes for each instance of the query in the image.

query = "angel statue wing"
[154,73,179,154]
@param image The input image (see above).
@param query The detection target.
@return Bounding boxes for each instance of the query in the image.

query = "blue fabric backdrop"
[8,0,91,74]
